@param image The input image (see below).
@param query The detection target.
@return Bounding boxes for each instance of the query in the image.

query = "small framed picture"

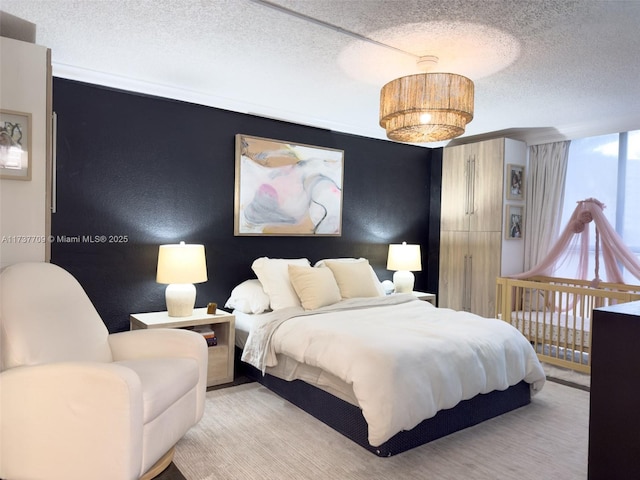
[0,109,32,180]
[506,163,524,201]
[505,205,524,240]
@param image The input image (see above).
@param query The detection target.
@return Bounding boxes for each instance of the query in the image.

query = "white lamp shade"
[386,242,422,272]
[156,242,208,284]
[157,242,207,317]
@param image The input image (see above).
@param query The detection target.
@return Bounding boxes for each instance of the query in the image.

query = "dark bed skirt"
[235,348,531,457]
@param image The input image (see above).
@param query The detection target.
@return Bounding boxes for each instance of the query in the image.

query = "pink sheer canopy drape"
[511,198,640,285]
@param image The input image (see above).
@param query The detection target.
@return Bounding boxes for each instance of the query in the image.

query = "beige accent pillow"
[288,265,341,310]
[324,259,380,299]
[314,258,385,296]
[251,257,310,310]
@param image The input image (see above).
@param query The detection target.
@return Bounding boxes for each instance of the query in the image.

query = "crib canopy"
[513,198,640,285]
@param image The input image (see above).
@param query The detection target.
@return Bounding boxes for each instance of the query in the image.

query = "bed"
[226,257,546,456]
[496,275,640,373]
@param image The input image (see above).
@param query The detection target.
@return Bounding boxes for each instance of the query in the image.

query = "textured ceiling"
[2,0,640,147]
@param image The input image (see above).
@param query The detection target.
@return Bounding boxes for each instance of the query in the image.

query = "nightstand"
[412,291,437,305]
[130,308,235,387]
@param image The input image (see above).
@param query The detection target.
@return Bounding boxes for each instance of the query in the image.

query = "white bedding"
[234,310,254,349]
[242,294,546,447]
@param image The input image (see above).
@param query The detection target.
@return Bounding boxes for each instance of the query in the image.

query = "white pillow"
[315,258,385,296]
[323,259,381,299]
[288,264,341,310]
[251,257,311,310]
[224,279,270,314]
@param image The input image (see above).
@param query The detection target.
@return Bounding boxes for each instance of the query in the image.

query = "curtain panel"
[523,141,570,270]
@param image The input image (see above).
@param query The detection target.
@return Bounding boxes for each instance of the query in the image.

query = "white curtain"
[523,141,570,270]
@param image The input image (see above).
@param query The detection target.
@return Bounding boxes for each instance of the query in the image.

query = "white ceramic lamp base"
[165,283,196,317]
[393,270,415,293]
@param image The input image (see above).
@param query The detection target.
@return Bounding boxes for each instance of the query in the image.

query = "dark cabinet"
[588,300,640,479]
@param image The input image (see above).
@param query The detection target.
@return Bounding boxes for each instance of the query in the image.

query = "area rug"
[173,380,588,480]
[543,362,590,390]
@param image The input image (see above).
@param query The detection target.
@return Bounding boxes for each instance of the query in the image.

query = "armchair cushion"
[108,328,208,421]
[115,357,199,423]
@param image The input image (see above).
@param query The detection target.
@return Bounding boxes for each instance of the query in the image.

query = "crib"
[496,276,640,373]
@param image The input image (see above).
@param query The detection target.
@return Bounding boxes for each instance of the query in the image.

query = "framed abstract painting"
[234,134,344,236]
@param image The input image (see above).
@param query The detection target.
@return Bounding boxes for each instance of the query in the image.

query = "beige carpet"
[543,362,590,389]
[173,380,588,480]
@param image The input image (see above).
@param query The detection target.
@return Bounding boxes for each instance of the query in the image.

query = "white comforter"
[242,294,546,446]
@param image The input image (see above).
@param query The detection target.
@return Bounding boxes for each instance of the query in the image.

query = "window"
[558,130,640,283]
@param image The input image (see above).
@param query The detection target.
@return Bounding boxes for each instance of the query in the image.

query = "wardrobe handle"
[468,156,476,215]
[51,111,57,214]
[464,158,470,215]
[466,255,473,312]
[462,255,468,311]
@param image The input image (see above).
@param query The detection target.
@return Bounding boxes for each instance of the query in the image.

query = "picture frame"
[506,163,524,201]
[0,109,32,180]
[505,205,524,240]
[234,134,344,236]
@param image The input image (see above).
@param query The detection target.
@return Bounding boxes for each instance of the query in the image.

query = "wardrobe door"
[470,138,504,233]
[440,144,471,232]
[468,231,501,317]
[438,230,468,311]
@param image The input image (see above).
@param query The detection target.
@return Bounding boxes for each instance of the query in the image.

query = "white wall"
[0,36,51,270]
[500,138,527,276]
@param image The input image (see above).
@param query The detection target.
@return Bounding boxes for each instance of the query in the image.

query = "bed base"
[496,276,640,373]
[238,353,531,457]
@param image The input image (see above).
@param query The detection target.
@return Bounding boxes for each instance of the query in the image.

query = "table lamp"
[386,242,422,293]
[156,241,208,317]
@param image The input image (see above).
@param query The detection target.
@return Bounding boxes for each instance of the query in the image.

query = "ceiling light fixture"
[379,56,474,143]
[251,1,477,144]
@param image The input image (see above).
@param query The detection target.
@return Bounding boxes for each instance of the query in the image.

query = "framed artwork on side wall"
[0,110,32,180]
[505,205,524,240]
[506,163,524,201]
[234,134,344,236]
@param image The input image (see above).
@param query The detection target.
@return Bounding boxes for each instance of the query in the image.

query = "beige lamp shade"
[387,242,422,272]
[379,72,474,143]
[156,242,207,317]
[387,242,422,294]
[157,242,207,284]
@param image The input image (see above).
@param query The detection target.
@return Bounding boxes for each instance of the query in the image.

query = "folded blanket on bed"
[242,294,415,372]
[242,295,546,446]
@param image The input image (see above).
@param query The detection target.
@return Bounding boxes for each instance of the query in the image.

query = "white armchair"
[0,262,208,480]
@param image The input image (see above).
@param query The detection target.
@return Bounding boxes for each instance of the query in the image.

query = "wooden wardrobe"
[438,137,526,318]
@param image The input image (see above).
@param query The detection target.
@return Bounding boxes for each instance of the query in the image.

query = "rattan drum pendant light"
[379,56,474,143]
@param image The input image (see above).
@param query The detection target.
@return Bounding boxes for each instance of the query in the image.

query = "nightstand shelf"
[130,308,235,387]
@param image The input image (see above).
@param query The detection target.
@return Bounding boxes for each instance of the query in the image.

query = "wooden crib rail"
[496,276,640,373]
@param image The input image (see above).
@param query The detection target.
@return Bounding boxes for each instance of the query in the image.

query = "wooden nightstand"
[412,291,437,305]
[130,308,235,387]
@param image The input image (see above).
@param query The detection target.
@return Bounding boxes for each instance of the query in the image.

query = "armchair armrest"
[0,362,143,480]
[108,328,208,418]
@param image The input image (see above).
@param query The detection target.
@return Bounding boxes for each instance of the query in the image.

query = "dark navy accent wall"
[52,78,442,333]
